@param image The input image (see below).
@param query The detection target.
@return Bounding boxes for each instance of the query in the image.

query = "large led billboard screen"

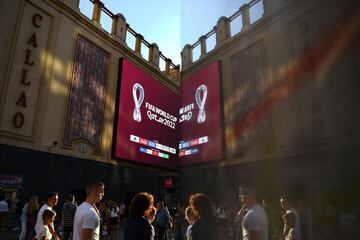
[179,61,223,165]
[113,58,179,169]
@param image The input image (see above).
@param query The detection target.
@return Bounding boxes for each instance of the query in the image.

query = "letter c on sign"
[32,14,42,28]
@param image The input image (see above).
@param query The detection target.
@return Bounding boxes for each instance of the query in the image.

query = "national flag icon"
[146,149,153,155]
[153,150,159,156]
[169,148,176,154]
[156,143,164,150]
[182,142,190,148]
[190,139,199,146]
[199,136,208,144]
[158,152,164,158]
[130,134,140,143]
[148,141,156,148]
[163,146,170,152]
[179,151,185,157]
[140,138,148,145]
[163,153,169,159]
[185,150,192,155]
[140,147,147,153]
[192,148,199,154]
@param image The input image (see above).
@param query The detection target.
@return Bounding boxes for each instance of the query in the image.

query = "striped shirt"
[62,202,77,227]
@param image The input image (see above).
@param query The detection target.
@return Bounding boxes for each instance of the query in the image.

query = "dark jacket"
[191,216,218,240]
[124,216,154,240]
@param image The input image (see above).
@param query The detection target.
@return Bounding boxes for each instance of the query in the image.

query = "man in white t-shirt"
[35,192,59,240]
[280,195,301,240]
[73,180,105,240]
[239,184,268,240]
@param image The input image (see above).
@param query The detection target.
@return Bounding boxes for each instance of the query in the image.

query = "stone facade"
[180,0,360,200]
[0,0,179,162]
[0,0,179,200]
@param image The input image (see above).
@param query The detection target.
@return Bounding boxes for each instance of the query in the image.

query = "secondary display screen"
[179,61,223,165]
[113,58,179,169]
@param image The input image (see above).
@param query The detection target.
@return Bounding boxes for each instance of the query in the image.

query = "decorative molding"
[228,40,271,157]
[63,35,110,153]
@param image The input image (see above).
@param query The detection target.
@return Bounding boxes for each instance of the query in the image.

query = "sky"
[78,0,252,67]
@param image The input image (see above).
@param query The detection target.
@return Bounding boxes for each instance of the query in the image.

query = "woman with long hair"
[24,195,39,240]
[189,193,218,240]
[124,192,155,240]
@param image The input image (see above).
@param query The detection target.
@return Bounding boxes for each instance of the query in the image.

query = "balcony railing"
[181,0,264,68]
[78,0,179,81]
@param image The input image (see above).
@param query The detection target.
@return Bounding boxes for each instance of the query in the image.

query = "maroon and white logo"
[195,84,207,123]
[132,83,144,122]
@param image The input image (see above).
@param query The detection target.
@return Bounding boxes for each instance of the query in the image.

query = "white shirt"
[35,204,52,236]
[186,224,193,240]
[146,218,155,240]
[20,203,28,223]
[36,224,52,240]
[286,208,301,240]
[73,202,100,240]
[242,204,268,240]
[110,207,119,218]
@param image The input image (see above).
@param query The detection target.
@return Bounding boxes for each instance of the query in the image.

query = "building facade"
[1,0,360,209]
[0,0,180,203]
[179,0,360,203]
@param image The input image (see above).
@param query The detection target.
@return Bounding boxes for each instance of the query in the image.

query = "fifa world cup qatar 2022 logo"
[195,84,207,123]
[132,83,144,122]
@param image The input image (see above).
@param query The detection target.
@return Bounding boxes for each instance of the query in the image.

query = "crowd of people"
[0,180,359,240]
[208,188,360,240]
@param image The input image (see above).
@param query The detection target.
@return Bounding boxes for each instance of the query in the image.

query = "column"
[148,43,160,68]
[215,16,230,46]
[173,65,180,81]
[240,4,250,31]
[262,0,270,16]
[165,58,172,75]
[181,44,193,69]
[92,0,103,24]
[111,13,127,43]
[135,34,143,55]
[199,35,207,58]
